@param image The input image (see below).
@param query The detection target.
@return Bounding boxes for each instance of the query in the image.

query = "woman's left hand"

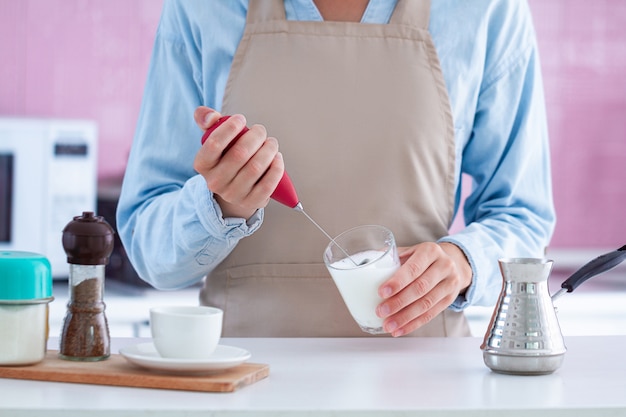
[376,242,472,337]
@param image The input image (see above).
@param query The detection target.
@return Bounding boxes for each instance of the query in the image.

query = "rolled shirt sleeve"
[440,0,555,309]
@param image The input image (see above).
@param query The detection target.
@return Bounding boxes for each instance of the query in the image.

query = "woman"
[117,0,555,337]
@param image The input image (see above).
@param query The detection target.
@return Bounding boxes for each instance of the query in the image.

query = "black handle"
[561,245,626,293]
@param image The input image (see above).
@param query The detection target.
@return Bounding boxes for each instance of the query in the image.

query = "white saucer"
[119,342,251,374]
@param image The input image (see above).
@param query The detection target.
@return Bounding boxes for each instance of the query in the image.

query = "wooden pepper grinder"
[59,211,114,361]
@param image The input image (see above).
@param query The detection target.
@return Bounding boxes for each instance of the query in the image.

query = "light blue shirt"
[117,0,555,310]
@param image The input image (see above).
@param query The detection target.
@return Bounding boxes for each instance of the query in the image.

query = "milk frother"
[201,116,358,265]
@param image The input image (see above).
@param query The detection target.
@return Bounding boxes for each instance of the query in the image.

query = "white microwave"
[0,117,98,278]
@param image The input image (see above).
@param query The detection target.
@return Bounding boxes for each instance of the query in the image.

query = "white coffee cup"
[149,306,223,359]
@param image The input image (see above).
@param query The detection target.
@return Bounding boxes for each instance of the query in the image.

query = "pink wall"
[0,0,161,177]
[1,0,625,249]
[530,1,626,249]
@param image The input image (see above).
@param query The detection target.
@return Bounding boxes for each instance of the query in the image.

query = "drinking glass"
[323,225,400,334]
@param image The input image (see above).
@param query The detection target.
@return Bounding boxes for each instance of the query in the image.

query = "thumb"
[194,106,222,130]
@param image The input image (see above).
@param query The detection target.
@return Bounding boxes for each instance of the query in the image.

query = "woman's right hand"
[193,106,285,219]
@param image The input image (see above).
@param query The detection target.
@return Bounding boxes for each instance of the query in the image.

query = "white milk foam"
[329,250,399,330]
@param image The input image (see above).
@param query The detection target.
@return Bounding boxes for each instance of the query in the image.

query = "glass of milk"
[323,225,400,334]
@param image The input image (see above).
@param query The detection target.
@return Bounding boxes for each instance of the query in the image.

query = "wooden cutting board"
[0,351,269,393]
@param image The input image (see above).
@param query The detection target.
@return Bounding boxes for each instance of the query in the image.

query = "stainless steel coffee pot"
[481,245,626,375]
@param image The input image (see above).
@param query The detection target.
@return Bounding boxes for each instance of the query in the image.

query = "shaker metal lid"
[0,251,53,300]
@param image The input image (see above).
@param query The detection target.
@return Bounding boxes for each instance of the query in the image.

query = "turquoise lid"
[0,251,53,300]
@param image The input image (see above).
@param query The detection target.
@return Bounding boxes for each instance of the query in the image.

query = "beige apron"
[200,0,471,337]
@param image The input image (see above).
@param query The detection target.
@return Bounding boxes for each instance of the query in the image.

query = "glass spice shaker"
[59,211,114,361]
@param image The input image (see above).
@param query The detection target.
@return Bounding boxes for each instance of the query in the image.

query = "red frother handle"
[200,116,300,209]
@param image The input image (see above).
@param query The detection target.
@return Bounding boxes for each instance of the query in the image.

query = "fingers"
[385,296,455,337]
[378,243,442,299]
[376,242,466,337]
[194,114,248,172]
[244,150,284,203]
[192,109,284,218]
[194,106,222,130]
[211,133,282,202]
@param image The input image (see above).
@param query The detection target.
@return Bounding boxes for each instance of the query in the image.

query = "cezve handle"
[200,116,300,209]
[560,245,626,293]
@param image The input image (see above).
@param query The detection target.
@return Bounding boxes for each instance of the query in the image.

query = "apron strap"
[247,0,285,24]
[389,0,431,30]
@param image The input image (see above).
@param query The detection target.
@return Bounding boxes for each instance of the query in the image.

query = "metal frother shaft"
[294,203,359,267]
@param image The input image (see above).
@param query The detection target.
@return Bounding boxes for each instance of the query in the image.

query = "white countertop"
[1,336,625,416]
